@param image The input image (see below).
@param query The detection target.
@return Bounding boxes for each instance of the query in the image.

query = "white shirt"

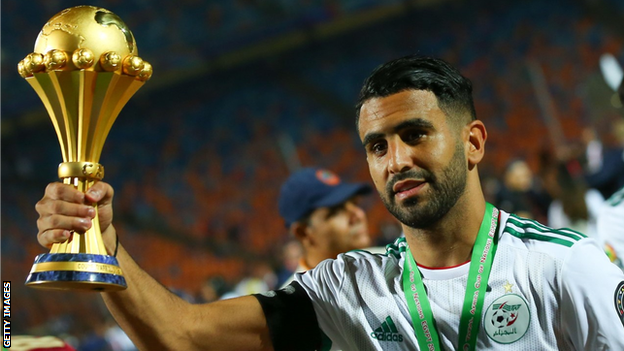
[295,209,624,350]
[597,186,624,270]
[280,246,387,288]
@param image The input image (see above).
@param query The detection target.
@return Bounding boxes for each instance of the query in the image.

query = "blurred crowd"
[2,0,624,349]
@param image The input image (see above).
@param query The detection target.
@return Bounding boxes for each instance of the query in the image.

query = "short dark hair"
[356,55,477,128]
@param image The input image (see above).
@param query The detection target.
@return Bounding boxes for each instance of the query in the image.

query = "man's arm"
[561,238,624,350]
[36,182,273,351]
[105,245,272,350]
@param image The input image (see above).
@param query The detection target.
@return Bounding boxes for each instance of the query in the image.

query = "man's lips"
[392,180,426,200]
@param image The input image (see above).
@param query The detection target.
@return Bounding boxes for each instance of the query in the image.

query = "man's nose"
[345,201,366,223]
[387,139,413,174]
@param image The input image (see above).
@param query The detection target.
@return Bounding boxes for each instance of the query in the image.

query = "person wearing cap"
[277,167,380,287]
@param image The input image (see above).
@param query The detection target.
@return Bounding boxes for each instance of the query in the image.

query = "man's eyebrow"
[393,118,435,132]
[362,132,384,147]
[361,118,435,147]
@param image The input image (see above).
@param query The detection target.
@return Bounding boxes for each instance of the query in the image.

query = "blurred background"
[2,0,624,349]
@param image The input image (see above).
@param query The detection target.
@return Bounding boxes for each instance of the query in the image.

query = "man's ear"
[290,221,310,243]
[466,120,487,170]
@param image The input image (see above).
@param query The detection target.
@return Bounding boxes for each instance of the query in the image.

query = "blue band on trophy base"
[25,253,127,291]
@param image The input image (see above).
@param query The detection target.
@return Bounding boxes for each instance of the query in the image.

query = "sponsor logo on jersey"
[483,293,530,344]
[370,316,404,342]
[615,281,624,327]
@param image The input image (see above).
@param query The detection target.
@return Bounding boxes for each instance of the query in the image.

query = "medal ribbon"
[401,203,499,351]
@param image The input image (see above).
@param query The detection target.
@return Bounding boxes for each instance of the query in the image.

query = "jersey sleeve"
[560,238,624,349]
[253,281,322,351]
[597,197,624,268]
[294,256,351,350]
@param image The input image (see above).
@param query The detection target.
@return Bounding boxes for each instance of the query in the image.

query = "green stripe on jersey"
[505,214,586,247]
[508,215,586,240]
[607,187,624,206]
[385,237,407,258]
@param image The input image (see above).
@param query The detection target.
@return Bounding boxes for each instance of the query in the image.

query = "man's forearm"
[100,244,273,351]
[101,244,194,349]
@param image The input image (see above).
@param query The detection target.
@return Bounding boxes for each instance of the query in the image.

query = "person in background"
[275,240,303,287]
[277,167,381,286]
[543,161,604,241]
[495,159,548,220]
[196,276,228,304]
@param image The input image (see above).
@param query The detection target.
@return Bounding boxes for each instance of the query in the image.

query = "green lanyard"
[401,203,500,351]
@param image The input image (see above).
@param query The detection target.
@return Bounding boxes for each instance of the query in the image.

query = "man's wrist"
[102,226,118,256]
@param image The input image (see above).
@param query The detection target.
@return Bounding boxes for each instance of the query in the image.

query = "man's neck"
[403,197,486,268]
[302,251,336,270]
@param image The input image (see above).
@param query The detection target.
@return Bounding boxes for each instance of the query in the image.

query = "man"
[494,158,540,219]
[597,68,624,270]
[225,166,375,295]
[277,167,378,286]
[35,55,624,350]
[600,186,624,269]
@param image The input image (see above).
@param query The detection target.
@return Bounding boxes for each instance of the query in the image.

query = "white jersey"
[280,246,388,289]
[295,209,624,350]
[598,186,624,270]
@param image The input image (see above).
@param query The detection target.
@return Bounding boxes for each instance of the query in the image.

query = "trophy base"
[25,253,127,291]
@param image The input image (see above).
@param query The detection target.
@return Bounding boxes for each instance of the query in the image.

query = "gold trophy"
[20,6,152,291]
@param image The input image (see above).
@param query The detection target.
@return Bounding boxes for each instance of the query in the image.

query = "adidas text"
[370,331,404,342]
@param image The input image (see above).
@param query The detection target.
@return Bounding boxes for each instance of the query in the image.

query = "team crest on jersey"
[615,281,624,327]
[483,293,530,344]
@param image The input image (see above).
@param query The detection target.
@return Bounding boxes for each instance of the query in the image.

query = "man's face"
[306,198,370,255]
[358,90,468,229]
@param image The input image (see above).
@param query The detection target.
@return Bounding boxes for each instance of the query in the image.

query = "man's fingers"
[85,181,114,204]
[37,213,93,235]
[37,229,72,249]
[35,182,113,251]
[44,182,85,203]
[36,197,95,220]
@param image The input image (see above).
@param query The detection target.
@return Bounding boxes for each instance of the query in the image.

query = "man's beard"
[380,142,467,229]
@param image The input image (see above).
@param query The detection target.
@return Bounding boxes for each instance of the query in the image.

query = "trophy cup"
[20,6,152,291]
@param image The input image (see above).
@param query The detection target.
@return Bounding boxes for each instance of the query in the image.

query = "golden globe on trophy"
[20,6,152,291]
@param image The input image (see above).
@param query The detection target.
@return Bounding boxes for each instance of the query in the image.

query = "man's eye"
[326,204,346,219]
[371,142,387,154]
[404,131,425,143]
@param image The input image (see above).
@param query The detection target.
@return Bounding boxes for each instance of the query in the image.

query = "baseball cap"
[278,168,372,227]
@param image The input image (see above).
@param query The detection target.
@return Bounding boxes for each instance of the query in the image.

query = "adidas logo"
[370,316,404,342]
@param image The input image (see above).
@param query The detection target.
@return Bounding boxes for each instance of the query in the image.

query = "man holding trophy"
[28,5,624,351]
[20,5,151,292]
